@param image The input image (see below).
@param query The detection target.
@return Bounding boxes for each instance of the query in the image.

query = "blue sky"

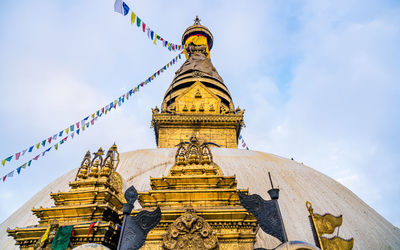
[0,0,399,228]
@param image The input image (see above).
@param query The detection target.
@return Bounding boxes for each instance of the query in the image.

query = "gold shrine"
[152,18,244,149]
[135,137,258,249]
[7,145,124,249]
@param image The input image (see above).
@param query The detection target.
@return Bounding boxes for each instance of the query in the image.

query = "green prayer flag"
[41,140,46,146]
[28,160,32,166]
[136,17,141,27]
[51,226,73,250]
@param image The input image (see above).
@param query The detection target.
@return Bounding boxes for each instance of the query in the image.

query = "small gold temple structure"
[7,145,124,249]
[135,137,258,249]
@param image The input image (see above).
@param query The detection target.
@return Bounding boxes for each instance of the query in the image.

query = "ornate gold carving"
[76,144,120,180]
[163,209,218,250]
[306,201,354,250]
[320,236,354,250]
[175,81,221,115]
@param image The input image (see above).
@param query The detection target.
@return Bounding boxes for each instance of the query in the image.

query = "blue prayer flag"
[123,2,130,16]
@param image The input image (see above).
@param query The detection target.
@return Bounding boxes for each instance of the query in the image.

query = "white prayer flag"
[114,0,123,14]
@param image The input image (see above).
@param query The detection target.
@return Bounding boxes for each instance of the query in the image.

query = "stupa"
[1,17,400,250]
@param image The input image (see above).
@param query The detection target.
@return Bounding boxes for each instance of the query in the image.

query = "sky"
[0,0,399,228]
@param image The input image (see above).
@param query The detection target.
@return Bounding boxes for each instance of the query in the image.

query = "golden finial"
[194,16,201,25]
[306,201,313,215]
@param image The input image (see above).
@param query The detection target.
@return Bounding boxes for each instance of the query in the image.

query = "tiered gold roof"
[134,137,258,249]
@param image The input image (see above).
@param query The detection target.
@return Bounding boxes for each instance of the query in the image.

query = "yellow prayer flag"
[91,113,95,119]
[66,128,69,134]
[40,226,51,243]
[131,12,136,24]
[153,34,157,45]
[1,159,5,166]
[36,143,40,149]
[54,143,58,150]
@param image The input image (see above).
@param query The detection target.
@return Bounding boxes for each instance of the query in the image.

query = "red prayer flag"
[101,107,105,113]
[87,222,96,236]
[76,122,80,129]
[142,22,146,32]
[33,154,40,160]
[15,152,21,160]
[2,175,6,182]
[48,137,52,144]
[91,119,94,125]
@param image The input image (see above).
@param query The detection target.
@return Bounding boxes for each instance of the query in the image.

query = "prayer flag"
[2,175,6,182]
[87,222,96,236]
[142,22,146,32]
[76,122,80,129]
[91,113,95,119]
[114,0,123,14]
[239,135,242,140]
[70,125,74,132]
[82,125,85,131]
[101,107,105,114]
[153,34,157,45]
[122,2,130,16]
[33,155,40,160]
[51,226,73,250]
[35,143,39,150]
[15,152,21,160]
[41,226,51,243]
[48,137,52,144]
[131,11,136,24]
[28,160,32,166]
[22,149,27,156]
[76,129,80,135]
[86,122,89,128]
[29,146,34,152]
[59,131,64,137]
[41,140,46,147]
[65,128,69,135]
[246,147,249,150]
[150,30,154,40]
[8,171,14,177]
[21,163,27,169]
[53,134,58,140]
[91,119,94,125]
[1,159,5,166]
[55,143,58,150]
[136,16,141,27]
[6,155,13,163]
[147,27,151,38]
[17,166,22,174]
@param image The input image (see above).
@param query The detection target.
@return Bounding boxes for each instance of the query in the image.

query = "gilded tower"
[152,17,244,148]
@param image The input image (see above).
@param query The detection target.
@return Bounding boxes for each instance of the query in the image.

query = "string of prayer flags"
[1,53,184,183]
[114,1,182,51]
[238,135,250,150]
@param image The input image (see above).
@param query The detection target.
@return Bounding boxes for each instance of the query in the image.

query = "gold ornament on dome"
[306,201,354,250]
[163,209,218,250]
